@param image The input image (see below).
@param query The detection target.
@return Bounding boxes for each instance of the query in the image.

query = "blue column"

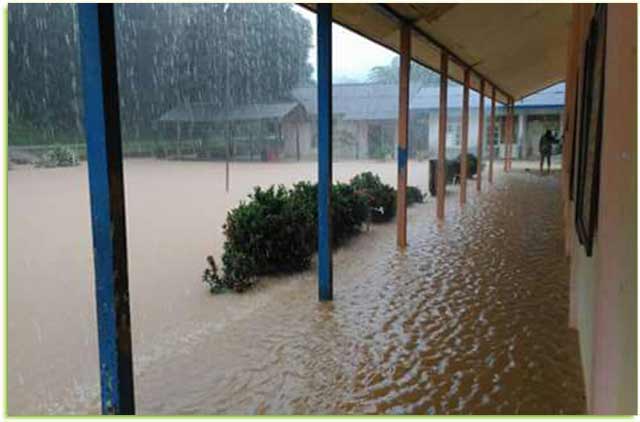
[77,4,135,414]
[317,4,333,301]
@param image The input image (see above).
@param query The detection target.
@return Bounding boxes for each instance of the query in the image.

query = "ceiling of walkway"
[302,3,573,103]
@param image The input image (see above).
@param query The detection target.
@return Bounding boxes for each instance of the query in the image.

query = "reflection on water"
[9,161,584,414]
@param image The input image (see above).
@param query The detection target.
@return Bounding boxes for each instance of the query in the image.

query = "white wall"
[427,108,482,159]
[282,120,314,160]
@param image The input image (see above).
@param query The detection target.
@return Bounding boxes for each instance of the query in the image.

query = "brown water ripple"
[23,168,585,415]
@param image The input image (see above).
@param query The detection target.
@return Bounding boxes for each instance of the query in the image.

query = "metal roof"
[291,84,400,120]
[292,82,564,120]
[514,83,566,109]
[159,83,564,124]
[158,102,303,123]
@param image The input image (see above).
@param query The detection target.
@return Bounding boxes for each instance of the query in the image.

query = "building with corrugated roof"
[158,82,564,161]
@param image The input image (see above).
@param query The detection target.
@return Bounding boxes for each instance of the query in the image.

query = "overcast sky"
[294,6,397,83]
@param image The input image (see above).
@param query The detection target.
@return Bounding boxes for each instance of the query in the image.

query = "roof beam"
[371,3,513,102]
[297,3,502,103]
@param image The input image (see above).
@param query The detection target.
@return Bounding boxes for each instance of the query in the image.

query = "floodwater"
[8,159,584,415]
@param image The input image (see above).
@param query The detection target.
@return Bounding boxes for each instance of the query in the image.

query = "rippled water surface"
[9,160,585,414]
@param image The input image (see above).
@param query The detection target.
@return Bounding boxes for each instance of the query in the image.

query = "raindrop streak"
[8,3,580,415]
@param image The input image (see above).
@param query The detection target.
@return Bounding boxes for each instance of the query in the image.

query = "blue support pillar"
[317,4,333,301]
[77,4,135,414]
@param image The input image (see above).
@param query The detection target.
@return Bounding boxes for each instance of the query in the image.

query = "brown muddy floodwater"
[8,159,584,415]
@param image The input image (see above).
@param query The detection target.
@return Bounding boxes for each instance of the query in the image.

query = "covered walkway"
[72,3,635,415]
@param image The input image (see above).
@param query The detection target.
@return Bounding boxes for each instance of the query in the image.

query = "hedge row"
[203,172,424,293]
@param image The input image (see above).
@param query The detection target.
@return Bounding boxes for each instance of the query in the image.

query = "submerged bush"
[287,181,369,246]
[204,181,368,293]
[331,183,369,245]
[36,146,78,168]
[204,172,423,294]
[407,186,424,205]
[216,185,316,292]
[288,181,317,230]
[349,172,396,222]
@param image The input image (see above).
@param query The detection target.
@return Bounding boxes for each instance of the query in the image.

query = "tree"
[367,56,440,87]
[8,4,313,144]
[8,4,83,143]
[116,3,314,138]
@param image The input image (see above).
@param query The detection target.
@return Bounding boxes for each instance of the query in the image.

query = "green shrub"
[331,183,369,245]
[407,186,424,205]
[202,255,229,294]
[289,181,317,225]
[288,181,369,246]
[204,180,370,293]
[36,146,78,168]
[203,172,427,294]
[349,172,396,222]
[219,185,316,292]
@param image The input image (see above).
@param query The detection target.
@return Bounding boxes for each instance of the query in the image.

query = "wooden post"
[503,103,508,172]
[459,68,470,206]
[225,122,230,192]
[437,52,448,219]
[509,102,512,171]
[295,125,301,161]
[510,100,515,171]
[177,123,183,159]
[504,100,513,172]
[77,3,135,414]
[488,86,496,183]
[176,122,181,158]
[277,122,283,159]
[317,4,333,301]
[396,23,411,248]
[476,79,485,191]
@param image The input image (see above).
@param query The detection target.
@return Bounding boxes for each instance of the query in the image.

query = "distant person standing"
[539,129,555,173]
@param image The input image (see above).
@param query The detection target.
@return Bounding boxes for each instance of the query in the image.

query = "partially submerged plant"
[407,186,424,205]
[350,172,396,222]
[36,146,79,168]
[203,172,422,294]
[202,255,227,294]
[203,185,315,293]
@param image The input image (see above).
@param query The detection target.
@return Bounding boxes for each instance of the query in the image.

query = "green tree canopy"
[8,4,313,143]
[368,56,440,87]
